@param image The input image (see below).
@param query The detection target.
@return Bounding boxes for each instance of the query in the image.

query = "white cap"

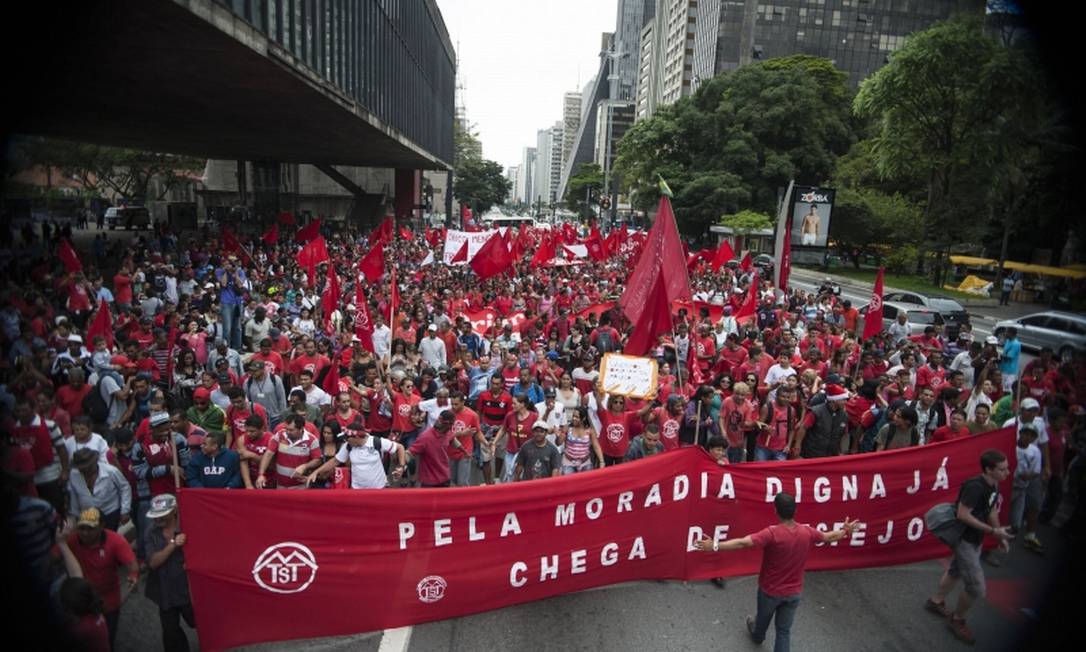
[985,336,999,345]
[68,334,84,344]
[428,324,438,331]
[1020,398,1041,410]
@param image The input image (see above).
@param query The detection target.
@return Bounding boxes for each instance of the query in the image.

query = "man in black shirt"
[925,449,1013,644]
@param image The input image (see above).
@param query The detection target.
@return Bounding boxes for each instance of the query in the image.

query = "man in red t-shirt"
[406,410,455,487]
[695,493,858,650]
[446,391,482,486]
[67,508,138,647]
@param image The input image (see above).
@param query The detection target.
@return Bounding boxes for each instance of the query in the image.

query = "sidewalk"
[791,267,1047,321]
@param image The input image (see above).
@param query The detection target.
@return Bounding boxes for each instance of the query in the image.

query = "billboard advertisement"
[790,187,835,248]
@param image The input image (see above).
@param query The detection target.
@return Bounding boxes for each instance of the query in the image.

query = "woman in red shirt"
[929,410,971,444]
[497,394,537,482]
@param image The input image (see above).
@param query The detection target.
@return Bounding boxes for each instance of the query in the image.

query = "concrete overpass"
[6,0,456,171]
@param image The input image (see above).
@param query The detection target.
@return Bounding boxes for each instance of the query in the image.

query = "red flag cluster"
[297,237,330,287]
[358,242,385,283]
[296,219,321,244]
[470,232,513,280]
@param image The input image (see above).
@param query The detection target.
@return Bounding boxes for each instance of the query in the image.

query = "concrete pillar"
[395,168,421,224]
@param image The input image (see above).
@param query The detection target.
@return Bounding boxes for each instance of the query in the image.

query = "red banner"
[181,429,1014,651]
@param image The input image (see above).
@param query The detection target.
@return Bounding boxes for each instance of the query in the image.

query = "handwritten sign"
[599,354,658,400]
[443,229,501,264]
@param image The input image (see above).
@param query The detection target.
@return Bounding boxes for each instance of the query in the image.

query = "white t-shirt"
[64,433,110,460]
[418,398,452,430]
[1014,443,1042,487]
[949,351,974,389]
[764,364,797,388]
[1003,417,1049,446]
[336,437,396,489]
[292,385,331,409]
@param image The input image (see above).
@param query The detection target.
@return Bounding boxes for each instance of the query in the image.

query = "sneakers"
[947,617,975,645]
[710,577,727,589]
[1023,535,1044,553]
[925,599,951,618]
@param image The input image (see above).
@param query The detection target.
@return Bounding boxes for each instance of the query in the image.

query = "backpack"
[761,400,795,448]
[84,371,121,425]
[595,328,616,354]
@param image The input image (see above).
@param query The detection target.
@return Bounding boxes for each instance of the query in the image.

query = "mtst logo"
[252,542,318,594]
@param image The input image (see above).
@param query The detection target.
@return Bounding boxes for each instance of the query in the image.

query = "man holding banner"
[695,492,860,652]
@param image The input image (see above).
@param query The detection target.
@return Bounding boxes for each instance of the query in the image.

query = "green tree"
[453,157,510,216]
[829,187,923,268]
[614,55,854,235]
[12,136,203,204]
[854,16,1004,279]
[719,210,773,234]
[563,162,604,220]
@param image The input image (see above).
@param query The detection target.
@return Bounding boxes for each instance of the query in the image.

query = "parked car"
[752,253,775,278]
[993,311,1086,362]
[858,301,945,337]
[105,206,151,230]
[881,291,969,339]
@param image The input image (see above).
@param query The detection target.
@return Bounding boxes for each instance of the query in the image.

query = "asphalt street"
[111,521,1068,652]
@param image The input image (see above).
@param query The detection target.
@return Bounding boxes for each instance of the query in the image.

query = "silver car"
[858,301,945,337]
[994,311,1086,362]
[883,291,971,329]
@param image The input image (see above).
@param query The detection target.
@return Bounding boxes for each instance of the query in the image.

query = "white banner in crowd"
[443,229,500,265]
[598,354,659,399]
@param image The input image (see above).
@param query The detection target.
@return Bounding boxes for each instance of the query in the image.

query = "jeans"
[220,302,243,351]
[502,451,518,482]
[754,447,788,462]
[449,458,472,486]
[726,447,745,464]
[135,500,152,561]
[753,588,801,652]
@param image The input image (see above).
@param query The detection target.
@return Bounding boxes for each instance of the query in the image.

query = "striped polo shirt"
[267,431,320,488]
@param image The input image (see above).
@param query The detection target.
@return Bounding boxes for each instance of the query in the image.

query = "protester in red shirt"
[406,410,455,487]
[67,508,138,647]
[695,493,859,651]
[929,410,971,444]
[238,415,274,489]
[446,391,482,486]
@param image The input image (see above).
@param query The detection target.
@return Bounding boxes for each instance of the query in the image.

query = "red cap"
[110,354,129,366]
[825,384,849,401]
[193,387,211,400]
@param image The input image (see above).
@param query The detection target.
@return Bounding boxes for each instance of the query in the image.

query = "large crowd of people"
[2,216,1083,650]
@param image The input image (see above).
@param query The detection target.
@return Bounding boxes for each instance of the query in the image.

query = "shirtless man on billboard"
[801,204,820,246]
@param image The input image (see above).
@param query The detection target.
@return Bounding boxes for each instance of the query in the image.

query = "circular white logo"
[252,542,318,594]
[662,420,680,440]
[417,575,447,603]
[869,294,882,311]
[606,423,626,443]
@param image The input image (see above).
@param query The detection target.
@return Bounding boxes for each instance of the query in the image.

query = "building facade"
[612,0,657,101]
[534,123,565,206]
[562,92,583,169]
[516,147,537,205]
[659,0,699,106]
[691,0,984,87]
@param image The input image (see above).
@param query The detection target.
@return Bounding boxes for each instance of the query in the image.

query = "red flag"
[449,239,469,264]
[460,205,473,229]
[862,268,886,341]
[296,219,321,244]
[278,211,296,225]
[779,218,792,292]
[461,308,497,335]
[470,232,514,280]
[686,333,705,386]
[399,226,414,241]
[585,228,606,261]
[322,264,340,326]
[370,216,394,246]
[624,273,673,356]
[576,301,615,321]
[734,270,760,324]
[529,233,556,268]
[354,280,375,353]
[425,227,441,248]
[261,223,279,245]
[221,228,250,265]
[358,242,385,283]
[58,239,83,273]
[711,240,736,272]
[321,360,341,397]
[86,299,113,350]
[619,196,692,325]
[297,236,330,288]
[739,252,753,272]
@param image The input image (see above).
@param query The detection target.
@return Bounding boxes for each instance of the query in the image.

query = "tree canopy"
[563,162,604,219]
[614,55,854,235]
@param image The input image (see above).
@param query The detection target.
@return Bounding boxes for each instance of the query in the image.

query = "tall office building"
[612,0,656,101]
[659,0,699,106]
[535,122,565,206]
[690,0,983,88]
[517,146,537,205]
[562,92,582,168]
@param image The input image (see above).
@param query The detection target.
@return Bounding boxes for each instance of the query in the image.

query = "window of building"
[832,10,842,27]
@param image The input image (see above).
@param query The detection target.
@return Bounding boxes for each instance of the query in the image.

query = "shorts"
[475,425,500,465]
[947,539,986,598]
[802,233,817,246]
[561,456,593,475]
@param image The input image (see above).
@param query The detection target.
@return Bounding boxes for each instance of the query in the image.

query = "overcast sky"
[435,0,618,170]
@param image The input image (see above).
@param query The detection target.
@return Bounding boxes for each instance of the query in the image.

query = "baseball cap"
[544,388,557,398]
[985,336,999,345]
[428,324,438,331]
[1020,398,1041,410]
[217,372,233,384]
[76,508,102,528]
[149,412,171,428]
[532,422,553,432]
[193,387,211,401]
[146,494,178,519]
[68,334,84,344]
